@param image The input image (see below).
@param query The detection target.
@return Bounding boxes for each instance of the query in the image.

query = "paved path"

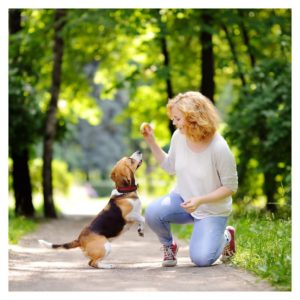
[9,215,275,291]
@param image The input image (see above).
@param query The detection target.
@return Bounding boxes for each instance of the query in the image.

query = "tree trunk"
[9,9,21,34]
[156,9,175,134]
[42,9,67,218]
[9,9,35,217]
[160,34,176,134]
[264,171,277,213]
[222,24,247,87]
[238,10,256,68]
[258,126,277,213]
[11,149,34,217]
[200,12,215,103]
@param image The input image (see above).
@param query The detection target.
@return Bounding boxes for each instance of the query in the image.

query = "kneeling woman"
[141,91,238,267]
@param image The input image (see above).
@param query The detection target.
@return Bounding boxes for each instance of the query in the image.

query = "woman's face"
[171,106,186,134]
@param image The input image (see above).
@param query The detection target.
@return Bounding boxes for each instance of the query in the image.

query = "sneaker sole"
[162,260,177,267]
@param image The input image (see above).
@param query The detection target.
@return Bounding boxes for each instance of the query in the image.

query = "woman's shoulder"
[169,129,186,149]
[171,129,184,141]
[210,133,231,153]
[211,133,236,167]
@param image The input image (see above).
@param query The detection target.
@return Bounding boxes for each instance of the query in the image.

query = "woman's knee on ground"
[190,248,216,267]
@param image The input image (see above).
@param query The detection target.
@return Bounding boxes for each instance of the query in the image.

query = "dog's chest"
[127,198,142,215]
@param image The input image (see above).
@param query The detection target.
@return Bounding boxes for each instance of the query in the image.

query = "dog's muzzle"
[130,151,143,167]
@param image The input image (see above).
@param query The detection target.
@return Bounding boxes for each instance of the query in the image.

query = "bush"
[224,59,291,212]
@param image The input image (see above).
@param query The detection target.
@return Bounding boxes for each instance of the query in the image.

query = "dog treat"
[140,122,152,134]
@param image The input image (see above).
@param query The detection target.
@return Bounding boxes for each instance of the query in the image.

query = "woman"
[141,91,238,267]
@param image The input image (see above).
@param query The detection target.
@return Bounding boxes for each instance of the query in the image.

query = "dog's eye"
[128,158,134,164]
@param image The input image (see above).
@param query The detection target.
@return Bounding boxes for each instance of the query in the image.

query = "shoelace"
[222,244,234,257]
[162,245,175,260]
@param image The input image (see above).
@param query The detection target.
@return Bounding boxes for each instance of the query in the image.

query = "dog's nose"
[130,151,142,161]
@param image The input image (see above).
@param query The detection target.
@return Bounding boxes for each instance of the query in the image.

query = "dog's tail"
[38,239,80,249]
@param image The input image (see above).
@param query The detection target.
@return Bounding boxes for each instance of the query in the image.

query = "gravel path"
[9,214,275,291]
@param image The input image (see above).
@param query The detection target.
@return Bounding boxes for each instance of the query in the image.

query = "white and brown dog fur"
[39,151,144,269]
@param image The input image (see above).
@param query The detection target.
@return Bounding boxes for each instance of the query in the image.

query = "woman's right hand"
[140,122,155,144]
[140,122,166,164]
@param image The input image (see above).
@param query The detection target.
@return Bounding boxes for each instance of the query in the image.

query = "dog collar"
[116,185,138,193]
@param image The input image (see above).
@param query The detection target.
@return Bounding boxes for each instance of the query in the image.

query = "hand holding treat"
[140,122,153,135]
[140,122,155,145]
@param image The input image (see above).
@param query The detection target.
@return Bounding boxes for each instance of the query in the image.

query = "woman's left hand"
[180,197,201,213]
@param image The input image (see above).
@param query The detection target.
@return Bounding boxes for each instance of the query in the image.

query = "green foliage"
[29,158,73,195]
[9,8,291,217]
[8,158,13,191]
[224,58,291,211]
[9,11,45,155]
[172,211,291,290]
[138,156,176,198]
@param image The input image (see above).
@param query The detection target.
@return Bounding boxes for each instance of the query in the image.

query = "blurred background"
[9,8,291,219]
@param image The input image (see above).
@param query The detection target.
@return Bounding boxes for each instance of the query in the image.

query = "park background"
[7,7,292,290]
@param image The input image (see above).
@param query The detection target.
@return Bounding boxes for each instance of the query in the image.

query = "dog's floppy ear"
[122,168,134,186]
[110,164,134,187]
[110,169,116,182]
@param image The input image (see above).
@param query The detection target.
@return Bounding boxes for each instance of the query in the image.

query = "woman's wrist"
[146,136,156,146]
[194,197,203,208]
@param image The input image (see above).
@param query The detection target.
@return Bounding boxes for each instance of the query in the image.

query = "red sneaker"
[162,241,178,267]
[222,226,236,259]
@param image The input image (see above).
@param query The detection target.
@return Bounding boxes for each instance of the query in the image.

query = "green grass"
[8,194,64,244]
[9,211,39,244]
[172,212,291,291]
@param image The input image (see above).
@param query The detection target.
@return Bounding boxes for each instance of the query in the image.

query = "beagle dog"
[39,151,144,269]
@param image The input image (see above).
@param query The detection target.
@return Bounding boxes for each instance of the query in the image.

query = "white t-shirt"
[160,129,238,219]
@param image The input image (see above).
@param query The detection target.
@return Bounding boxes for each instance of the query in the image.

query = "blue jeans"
[145,192,228,267]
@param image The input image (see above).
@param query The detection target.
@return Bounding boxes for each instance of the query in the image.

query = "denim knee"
[190,249,216,267]
[144,202,158,225]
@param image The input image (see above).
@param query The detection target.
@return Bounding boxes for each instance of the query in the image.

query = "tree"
[9,9,36,217]
[199,10,215,102]
[155,9,175,133]
[42,9,67,218]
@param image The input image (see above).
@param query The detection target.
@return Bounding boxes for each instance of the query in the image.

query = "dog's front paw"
[138,228,144,237]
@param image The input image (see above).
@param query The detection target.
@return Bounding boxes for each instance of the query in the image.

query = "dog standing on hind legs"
[39,151,144,269]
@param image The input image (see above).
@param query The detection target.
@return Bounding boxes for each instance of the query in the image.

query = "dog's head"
[110,151,143,189]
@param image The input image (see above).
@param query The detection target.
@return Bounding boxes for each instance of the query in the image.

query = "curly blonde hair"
[167,91,220,142]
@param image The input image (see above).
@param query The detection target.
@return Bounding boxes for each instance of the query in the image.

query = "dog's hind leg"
[97,261,113,269]
[89,258,113,269]
[88,259,113,269]
[86,239,112,269]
